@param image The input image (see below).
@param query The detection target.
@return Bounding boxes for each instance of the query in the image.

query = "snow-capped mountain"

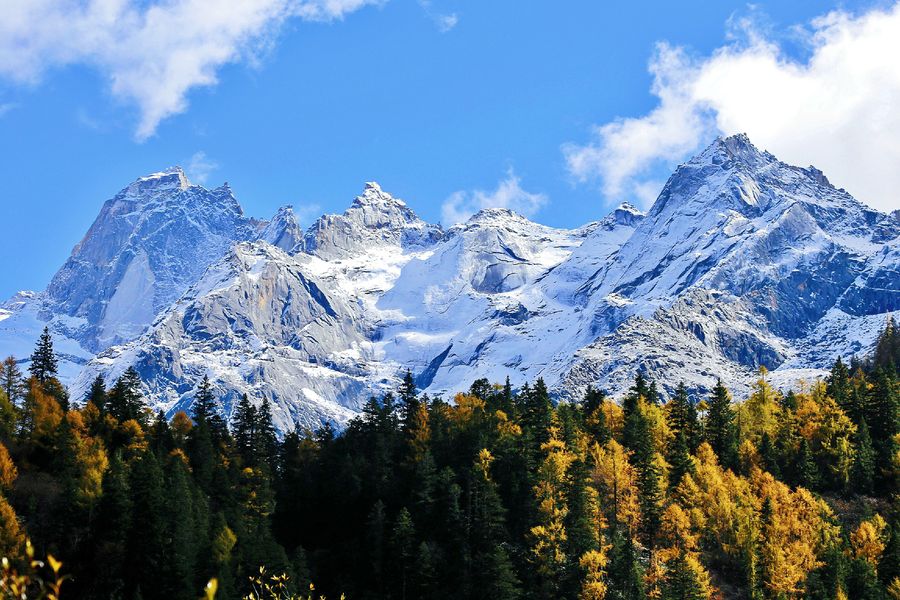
[2,135,897,430]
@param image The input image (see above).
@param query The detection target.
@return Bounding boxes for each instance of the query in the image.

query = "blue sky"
[1,0,898,299]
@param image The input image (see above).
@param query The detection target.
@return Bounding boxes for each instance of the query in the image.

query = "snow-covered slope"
[4,135,899,430]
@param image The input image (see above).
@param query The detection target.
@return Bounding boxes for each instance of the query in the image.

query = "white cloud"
[418,0,458,32]
[293,203,323,225]
[441,169,547,225]
[186,151,219,185]
[436,13,459,33]
[563,3,900,212]
[0,0,381,141]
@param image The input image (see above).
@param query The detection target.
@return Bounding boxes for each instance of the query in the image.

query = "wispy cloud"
[441,169,547,225]
[418,0,458,32]
[0,103,17,117]
[293,203,323,225]
[185,151,219,185]
[563,3,900,212]
[0,0,382,141]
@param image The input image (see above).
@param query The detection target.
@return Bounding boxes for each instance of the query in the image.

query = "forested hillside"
[0,320,898,599]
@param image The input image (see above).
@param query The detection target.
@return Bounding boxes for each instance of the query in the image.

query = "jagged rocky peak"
[701,132,774,167]
[125,165,192,196]
[462,207,534,228]
[608,202,645,227]
[44,167,258,351]
[302,182,442,259]
[258,205,303,253]
[347,181,422,227]
[803,165,832,188]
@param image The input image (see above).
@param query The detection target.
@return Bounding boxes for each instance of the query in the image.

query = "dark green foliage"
[582,385,611,445]
[606,531,646,600]
[623,375,664,544]
[795,438,820,490]
[232,393,256,463]
[28,326,58,384]
[88,454,132,598]
[704,380,738,470]
[660,554,708,600]
[3,319,900,600]
[85,374,107,413]
[107,366,146,424]
[126,449,167,599]
[667,382,700,451]
[759,432,781,479]
[873,315,899,373]
[845,557,883,600]
[192,375,227,440]
[668,431,694,490]
[852,418,876,494]
[390,507,416,600]
[1,356,25,407]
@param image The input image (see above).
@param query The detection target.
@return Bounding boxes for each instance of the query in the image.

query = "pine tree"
[192,375,226,438]
[149,410,174,456]
[85,374,107,413]
[852,417,876,494]
[565,455,601,596]
[0,356,25,407]
[159,454,198,600]
[194,375,216,422]
[703,380,738,470]
[233,393,257,465]
[28,326,58,384]
[667,382,700,451]
[255,398,278,471]
[828,357,856,419]
[758,432,781,479]
[126,449,167,600]
[606,530,646,600]
[469,449,522,600]
[365,500,387,596]
[668,431,694,490]
[398,369,420,429]
[107,366,145,423]
[660,553,712,600]
[795,438,820,490]
[622,378,664,545]
[583,386,612,445]
[88,453,132,599]
[874,315,899,373]
[867,368,899,489]
[390,507,416,600]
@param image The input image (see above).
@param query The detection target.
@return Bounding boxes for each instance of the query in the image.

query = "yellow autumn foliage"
[589,439,641,535]
[0,443,17,491]
[738,368,782,445]
[850,514,888,568]
[579,549,609,600]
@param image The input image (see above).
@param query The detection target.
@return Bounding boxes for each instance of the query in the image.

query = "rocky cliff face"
[46,167,260,350]
[3,135,898,431]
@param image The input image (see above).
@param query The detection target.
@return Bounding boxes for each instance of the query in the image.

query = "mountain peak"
[302,184,442,259]
[609,202,645,227]
[466,207,522,223]
[130,166,192,194]
[352,181,408,209]
[258,205,303,253]
[689,133,774,171]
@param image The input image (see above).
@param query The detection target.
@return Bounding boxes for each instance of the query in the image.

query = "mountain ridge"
[1,134,897,431]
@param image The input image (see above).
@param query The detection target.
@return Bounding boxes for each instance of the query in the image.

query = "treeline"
[0,320,898,599]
